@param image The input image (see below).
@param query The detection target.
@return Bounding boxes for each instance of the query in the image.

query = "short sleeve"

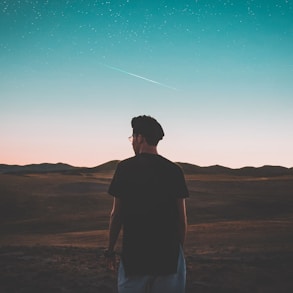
[108,163,123,198]
[175,165,189,198]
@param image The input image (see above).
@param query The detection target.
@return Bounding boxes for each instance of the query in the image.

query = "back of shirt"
[108,153,189,276]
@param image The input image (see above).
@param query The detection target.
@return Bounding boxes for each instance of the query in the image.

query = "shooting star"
[103,64,178,91]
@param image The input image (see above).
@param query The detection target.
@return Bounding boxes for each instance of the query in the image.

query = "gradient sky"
[1,0,293,168]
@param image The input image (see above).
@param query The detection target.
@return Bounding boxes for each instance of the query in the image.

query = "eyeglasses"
[128,134,138,142]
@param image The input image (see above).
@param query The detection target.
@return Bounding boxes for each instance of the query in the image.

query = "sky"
[1,0,293,168]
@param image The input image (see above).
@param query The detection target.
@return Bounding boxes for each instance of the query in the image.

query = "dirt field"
[1,172,293,292]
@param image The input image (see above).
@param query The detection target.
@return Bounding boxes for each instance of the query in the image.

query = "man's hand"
[104,250,118,272]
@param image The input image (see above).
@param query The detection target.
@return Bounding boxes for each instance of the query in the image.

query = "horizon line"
[1,160,292,170]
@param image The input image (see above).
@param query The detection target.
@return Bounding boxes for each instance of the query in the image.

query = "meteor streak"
[103,64,177,91]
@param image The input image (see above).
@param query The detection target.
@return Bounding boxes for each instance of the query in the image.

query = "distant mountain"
[178,163,233,175]
[87,160,119,173]
[235,165,292,177]
[0,163,76,174]
[72,160,120,174]
[0,161,120,175]
[1,161,292,177]
[177,162,293,177]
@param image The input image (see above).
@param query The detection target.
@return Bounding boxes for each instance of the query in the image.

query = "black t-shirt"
[108,153,189,276]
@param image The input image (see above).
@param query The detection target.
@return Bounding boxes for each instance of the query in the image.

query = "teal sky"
[1,0,293,168]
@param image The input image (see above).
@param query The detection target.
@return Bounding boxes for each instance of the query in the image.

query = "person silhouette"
[105,115,189,293]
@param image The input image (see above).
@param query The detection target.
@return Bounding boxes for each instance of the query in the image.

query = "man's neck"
[139,144,158,155]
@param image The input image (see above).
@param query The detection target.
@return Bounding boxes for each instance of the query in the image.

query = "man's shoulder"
[117,155,183,174]
[158,155,183,172]
[117,156,137,168]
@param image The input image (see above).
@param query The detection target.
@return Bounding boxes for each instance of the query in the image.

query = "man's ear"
[137,134,145,144]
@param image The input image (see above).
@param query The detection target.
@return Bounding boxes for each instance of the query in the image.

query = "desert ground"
[1,171,293,292]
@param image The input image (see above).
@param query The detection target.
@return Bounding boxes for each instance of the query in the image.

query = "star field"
[1,1,293,167]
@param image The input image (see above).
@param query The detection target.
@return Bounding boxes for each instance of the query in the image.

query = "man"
[105,115,189,293]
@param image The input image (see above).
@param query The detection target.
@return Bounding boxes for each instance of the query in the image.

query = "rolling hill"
[0,163,76,174]
[1,160,292,177]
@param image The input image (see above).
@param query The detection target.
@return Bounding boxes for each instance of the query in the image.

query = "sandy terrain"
[1,172,293,292]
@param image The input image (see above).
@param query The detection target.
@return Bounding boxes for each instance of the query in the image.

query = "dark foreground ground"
[1,242,293,293]
[1,173,293,292]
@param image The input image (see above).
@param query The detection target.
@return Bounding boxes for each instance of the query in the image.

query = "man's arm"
[177,198,187,247]
[107,197,122,252]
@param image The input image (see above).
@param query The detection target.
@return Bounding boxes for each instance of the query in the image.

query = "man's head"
[131,115,164,154]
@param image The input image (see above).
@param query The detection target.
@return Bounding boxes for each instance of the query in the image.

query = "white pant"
[118,246,186,293]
